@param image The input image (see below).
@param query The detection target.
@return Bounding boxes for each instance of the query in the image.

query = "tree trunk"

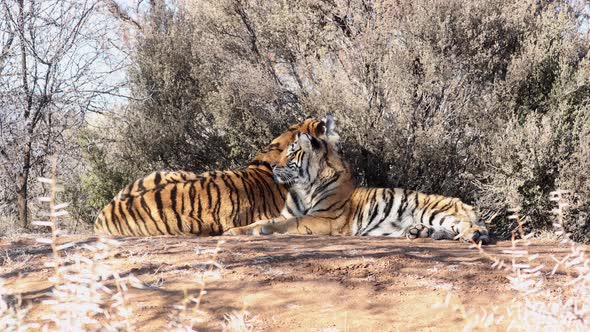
[233,0,282,86]
[17,135,32,229]
[16,0,31,229]
[17,174,29,229]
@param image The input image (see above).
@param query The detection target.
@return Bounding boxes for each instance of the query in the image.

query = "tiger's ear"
[322,113,339,144]
[323,114,335,135]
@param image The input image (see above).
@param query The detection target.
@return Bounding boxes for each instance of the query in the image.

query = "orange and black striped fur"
[94,117,330,236]
[225,126,490,244]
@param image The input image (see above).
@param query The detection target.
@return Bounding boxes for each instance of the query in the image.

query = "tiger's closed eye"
[287,144,296,154]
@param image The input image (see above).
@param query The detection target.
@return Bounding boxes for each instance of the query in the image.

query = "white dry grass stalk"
[167,239,226,331]
[36,159,141,331]
[3,159,238,330]
[0,157,140,331]
[222,310,255,332]
[436,199,590,331]
[41,237,142,331]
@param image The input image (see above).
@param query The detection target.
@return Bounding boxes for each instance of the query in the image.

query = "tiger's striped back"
[115,171,201,200]
[94,118,329,236]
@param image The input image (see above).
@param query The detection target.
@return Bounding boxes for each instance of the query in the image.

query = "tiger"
[93,116,336,236]
[224,131,491,244]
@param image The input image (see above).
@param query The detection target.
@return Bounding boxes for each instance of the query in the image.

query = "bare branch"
[105,0,143,31]
[233,0,282,86]
[0,29,14,75]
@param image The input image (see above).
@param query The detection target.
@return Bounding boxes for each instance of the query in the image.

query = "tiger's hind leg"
[406,224,432,239]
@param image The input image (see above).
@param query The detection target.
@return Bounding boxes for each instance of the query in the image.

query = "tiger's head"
[251,114,339,166]
[272,119,348,189]
[273,132,324,186]
[271,121,354,219]
[455,220,491,245]
[446,206,491,244]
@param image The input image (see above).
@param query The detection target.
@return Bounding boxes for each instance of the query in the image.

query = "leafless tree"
[0,0,127,229]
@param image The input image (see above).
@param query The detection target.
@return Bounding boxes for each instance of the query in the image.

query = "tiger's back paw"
[406,224,431,239]
[223,225,273,236]
[222,229,238,236]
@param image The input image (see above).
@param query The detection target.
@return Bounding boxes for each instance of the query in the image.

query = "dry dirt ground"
[0,235,576,331]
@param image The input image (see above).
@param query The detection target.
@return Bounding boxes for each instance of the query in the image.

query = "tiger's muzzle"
[272,165,297,185]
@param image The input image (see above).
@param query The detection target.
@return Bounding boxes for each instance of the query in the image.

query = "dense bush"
[115,2,306,173]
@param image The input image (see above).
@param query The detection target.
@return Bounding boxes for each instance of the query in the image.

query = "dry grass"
[0,160,235,331]
[437,195,590,331]
[222,311,256,332]
[166,240,225,331]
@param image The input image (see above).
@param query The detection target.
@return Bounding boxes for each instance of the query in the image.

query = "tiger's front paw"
[245,224,275,235]
[223,227,253,236]
[258,225,276,235]
[406,224,432,239]
[223,224,273,236]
